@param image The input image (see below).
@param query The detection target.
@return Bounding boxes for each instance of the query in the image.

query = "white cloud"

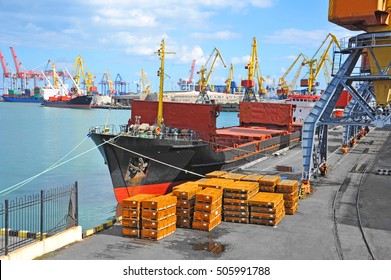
[190,31,240,40]
[231,55,250,65]
[25,23,42,32]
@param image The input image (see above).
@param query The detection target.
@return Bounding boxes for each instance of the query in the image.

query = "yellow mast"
[155,39,175,127]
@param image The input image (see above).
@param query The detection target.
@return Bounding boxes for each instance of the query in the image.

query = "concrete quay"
[40,126,391,260]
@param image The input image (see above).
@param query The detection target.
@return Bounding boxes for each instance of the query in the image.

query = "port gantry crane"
[300,33,341,94]
[100,70,115,95]
[301,0,391,193]
[277,53,308,99]
[242,37,266,101]
[196,47,227,103]
[73,55,95,94]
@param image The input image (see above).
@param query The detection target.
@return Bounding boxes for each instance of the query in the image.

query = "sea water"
[0,102,238,230]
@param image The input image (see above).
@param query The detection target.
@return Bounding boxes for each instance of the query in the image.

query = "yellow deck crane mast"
[277,53,308,99]
[242,37,266,101]
[224,63,234,93]
[300,33,341,93]
[196,47,227,103]
[72,55,96,95]
[255,62,267,96]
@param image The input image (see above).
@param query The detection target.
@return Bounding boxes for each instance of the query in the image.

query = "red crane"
[188,59,196,84]
[0,50,10,78]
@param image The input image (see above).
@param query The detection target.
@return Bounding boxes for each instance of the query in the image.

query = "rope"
[106,140,205,178]
[0,133,122,197]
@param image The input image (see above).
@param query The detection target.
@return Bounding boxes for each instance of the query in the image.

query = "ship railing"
[89,124,120,135]
[0,183,78,256]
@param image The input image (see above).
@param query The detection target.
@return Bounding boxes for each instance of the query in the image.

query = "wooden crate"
[285,203,298,215]
[223,204,249,211]
[223,210,249,218]
[223,217,249,224]
[122,227,140,238]
[122,218,140,228]
[142,194,177,210]
[194,197,222,213]
[276,180,299,193]
[249,192,284,208]
[198,178,235,190]
[223,181,259,194]
[223,198,248,206]
[251,208,284,220]
[142,215,176,230]
[205,170,227,178]
[176,217,193,228]
[176,198,195,209]
[250,211,285,226]
[284,197,299,208]
[259,185,276,193]
[192,215,222,231]
[223,188,259,199]
[142,206,176,221]
[250,201,284,214]
[193,207,222,222]
[122,194,157,209]
[172,183,202,199]
[283,190,299,201]
[176,208,193,218]
[195,188,223,203]
[259,175,281,186]
[220,172,247,181]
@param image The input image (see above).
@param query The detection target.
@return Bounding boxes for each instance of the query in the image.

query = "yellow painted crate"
[205,170,228,178]
[122,218,140,228]
[259,185,276,193]
[259,175,281,186]
[122,227,140,238]
[172,183,203,200]
[283,190,299,201]
[223,198,248,206]
[122,194,157,209]
[223,217,249,224]
[193,207,222,222]
[251,208,284,220]
[223,210,249,218]
[195,187,223,203]
[142,206,176,221]
[198,178,235,190]
[194,197,222,213]
[276,180,299,193]
[223,187,259,200]
[176,198,195,208]
[220,172,247,181]
[192,215,222,231]
[176,208,193,218]
[241,174,264,182]
[250,201,284,214]
[142,194,177,210]
[250,211,285,226]
[223,181,259,194]
[248,192,284,208]
[223,204,249,212]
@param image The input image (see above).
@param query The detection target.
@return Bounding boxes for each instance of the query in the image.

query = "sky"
[0,0,359,93]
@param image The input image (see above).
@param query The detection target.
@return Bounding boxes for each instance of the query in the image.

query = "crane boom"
[302,33,341,92]
[9,47,22,78]
[0,50,10,78]
[225,64,234,93]
[277,53,308,98]
[242,37,262,101]
[196,47,227,103]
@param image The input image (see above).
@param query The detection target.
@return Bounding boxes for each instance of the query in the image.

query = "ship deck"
[40,126,391,260]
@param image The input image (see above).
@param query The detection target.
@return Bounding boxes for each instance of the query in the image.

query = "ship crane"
[277,53,308,99]
[196,47,227,103]
[72,55,95,94]
[300,33,341,93]
[242,37,265,102]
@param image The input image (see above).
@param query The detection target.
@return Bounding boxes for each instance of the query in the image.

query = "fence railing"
[0,182,78,256]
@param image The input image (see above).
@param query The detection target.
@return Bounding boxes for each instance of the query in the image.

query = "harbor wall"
[0,226,82,260]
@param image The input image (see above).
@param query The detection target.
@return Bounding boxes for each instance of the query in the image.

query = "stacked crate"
[172,182,203,228]
[198,177,235,190]
[193,188,223,231]
[259,175,281,193]
[205,170,228,178]
[122,194,156,238]
[141,194,177,240]
[276,180,299,215]
[220,172,247,181]
[241,174,264,183]
[249,192,285,226]
[223,181,259,224]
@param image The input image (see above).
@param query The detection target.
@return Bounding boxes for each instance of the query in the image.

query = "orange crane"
[73,55,96,94]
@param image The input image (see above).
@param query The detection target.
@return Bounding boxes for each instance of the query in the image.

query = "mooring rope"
[0,133,122,197]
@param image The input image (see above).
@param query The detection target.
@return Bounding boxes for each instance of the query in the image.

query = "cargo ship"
[1,88,43,103]
[41,94,93,109]
[89,39,303,202]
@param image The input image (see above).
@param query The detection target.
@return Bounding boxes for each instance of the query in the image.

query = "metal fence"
[0,182,78,256]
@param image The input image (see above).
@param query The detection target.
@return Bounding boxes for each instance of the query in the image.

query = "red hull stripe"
[114,183,174,202]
